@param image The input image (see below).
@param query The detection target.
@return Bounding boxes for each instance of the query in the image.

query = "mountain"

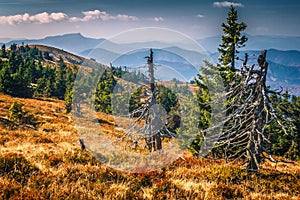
[267,60,300,85]
[0,37,26,43]
[210,49,300,95]
[5,33,300,58]
[82,45,300,92]
[84,47,211,81]
[3,33,300,94]
[197,35,300,53]
[4,33,105,54]
[211,49,300,67]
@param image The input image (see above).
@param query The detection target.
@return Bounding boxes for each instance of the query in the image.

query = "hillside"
[0,44,300,199]
[0,93,300,199]
[27,44,107,70]
[28,44,85,65]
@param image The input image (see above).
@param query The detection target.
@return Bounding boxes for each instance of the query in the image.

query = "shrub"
[9,102,24,123]
[8,101,38,126]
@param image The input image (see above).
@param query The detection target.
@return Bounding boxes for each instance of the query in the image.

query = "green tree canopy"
[218,5,247,73]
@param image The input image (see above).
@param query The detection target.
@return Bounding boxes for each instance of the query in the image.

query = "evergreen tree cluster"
[268,92,300,160]
[0,44,77,101]
[94,70,117,114]
[93,67,178,115]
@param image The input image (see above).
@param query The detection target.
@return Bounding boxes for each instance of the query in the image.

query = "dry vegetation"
[28,44,85,64]
[0,94,299,199]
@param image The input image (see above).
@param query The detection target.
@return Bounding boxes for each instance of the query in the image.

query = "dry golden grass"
[0,93,299,199]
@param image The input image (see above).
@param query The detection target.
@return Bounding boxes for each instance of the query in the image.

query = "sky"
[0,0,299,40]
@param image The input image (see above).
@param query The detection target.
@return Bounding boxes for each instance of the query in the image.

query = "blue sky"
[0,0,299,39]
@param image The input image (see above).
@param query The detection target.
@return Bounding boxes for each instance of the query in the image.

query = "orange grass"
[0,94,299,199]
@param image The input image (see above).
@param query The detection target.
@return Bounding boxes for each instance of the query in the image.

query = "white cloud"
[70,9,139,22]
[196,14,205,18]
[29,12,67,24]
[0,10,138,25]
[69,17,81,23]
[0,13,29,25]
[150,17,164,22]
[115,14,139,21]
[0,12,68,25]
[213,1,244,8]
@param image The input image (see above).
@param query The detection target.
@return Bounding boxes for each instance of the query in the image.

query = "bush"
[9,102,24,123]
[8,101,38,126]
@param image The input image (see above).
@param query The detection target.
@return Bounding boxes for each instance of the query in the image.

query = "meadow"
[0,94,299,199]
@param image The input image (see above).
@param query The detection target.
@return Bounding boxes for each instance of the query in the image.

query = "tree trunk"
[145,49,162,152]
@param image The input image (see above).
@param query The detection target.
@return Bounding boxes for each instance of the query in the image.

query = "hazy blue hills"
[3,32,300,56]
[197,35,300,53]
[210,49,300,67]
[3,33,105,54]
[210,49,300,94]
[110,48,202,81]
[1,33,300,94]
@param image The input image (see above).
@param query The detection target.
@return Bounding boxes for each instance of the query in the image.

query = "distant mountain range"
[3,33,300,54]
[197,34,300,53]
[210,49,300,95]
[1,33,104,54]
[1,33,300,95]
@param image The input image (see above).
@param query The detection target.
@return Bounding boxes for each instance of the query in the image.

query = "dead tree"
[202,50,294,171]
[144,49,162,151]
[113,49,176,152]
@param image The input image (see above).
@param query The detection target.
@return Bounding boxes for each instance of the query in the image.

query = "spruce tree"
[0,64,11,94]
[1,44,7,58]
[218,5,247,73]
[94,70,116,114]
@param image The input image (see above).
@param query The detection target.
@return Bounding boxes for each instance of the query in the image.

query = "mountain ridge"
[2,33,299,94]
[3,33,300,55]
[3,33,105,54]
[197,34,300,52]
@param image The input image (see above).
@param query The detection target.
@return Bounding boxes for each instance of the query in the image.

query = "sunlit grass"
[0,94,299,199]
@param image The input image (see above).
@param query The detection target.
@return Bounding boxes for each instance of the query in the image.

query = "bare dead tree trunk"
[246,51,268,171]
[111,49,175,152]
[202,50,294,171]
[145,49,162,151]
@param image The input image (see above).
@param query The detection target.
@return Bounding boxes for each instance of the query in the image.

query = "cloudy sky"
[0,0,299,40]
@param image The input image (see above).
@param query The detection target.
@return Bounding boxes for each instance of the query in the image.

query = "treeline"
[73,65,178,115]
[0,44,77,100]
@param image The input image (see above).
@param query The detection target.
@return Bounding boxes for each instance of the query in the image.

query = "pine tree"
[193,61,226,157]
[218,5,247,73]
[1,44,7,58]
[192,6,248,157]
[64,87,74,113]
[0,64,11,94]
[94,70,116,114]
[54,59,67,99]
[10,43,17,52]
[268,92,300,160]
[34,66,55,97]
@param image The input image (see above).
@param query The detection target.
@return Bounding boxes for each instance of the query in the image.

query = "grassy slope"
[0,93,299,200]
